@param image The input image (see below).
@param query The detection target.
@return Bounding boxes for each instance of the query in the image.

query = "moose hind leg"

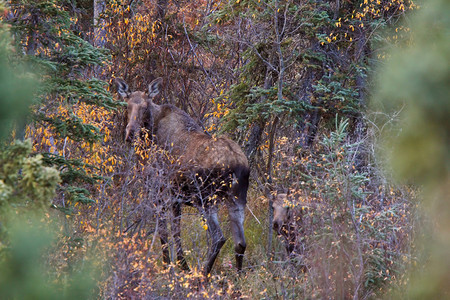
[228,204,247,272]
[204,207,226,275]
[173,202,190,271]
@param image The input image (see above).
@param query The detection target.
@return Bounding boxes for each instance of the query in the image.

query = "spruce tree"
[5,0,118,213]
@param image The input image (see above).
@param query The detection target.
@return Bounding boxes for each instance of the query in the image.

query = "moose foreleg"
[204,207,226,275]
[173,202,190,271]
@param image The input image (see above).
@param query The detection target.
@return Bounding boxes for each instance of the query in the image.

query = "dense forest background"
[0,0,448,299]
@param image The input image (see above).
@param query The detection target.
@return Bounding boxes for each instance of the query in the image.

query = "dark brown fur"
[115,77,250,275]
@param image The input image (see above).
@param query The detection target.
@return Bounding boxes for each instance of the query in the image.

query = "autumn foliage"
[1,0,446,299]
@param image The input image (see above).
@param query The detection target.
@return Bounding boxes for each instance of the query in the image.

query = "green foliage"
[211,0,383,138]
[37,113,101,144]
[0,217,58,299]
[0,215,98,300]
[313,73,360,115]
[373,0,450,297]
[52,78,117,109]
[0,8,60,209]
[42,153,100,185]
[0,7,35,141]
[0,139,60,214]
[6,0,118,214]
[0,5,99,297]
[225,84,308,132]
[374,0,450,186]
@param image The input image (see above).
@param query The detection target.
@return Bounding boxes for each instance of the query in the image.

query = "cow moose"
[114,77,250,275]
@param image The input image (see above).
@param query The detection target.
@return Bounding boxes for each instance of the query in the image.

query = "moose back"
[115,77,250,275]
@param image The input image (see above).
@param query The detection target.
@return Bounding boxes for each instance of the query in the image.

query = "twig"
[182,15,219,96]
[149,217,160,252]
[246,204,261,225]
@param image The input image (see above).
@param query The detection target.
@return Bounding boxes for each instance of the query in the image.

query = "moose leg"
[172,202,190,271]
[204,207,226,275]
[159,216,170,265]
[227,202,247,272]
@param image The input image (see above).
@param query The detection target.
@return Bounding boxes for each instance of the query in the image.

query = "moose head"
[272,192,308,256]
[272,193,291,234]
[115,77,163,142]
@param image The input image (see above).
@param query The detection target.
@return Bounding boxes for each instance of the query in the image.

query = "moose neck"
[148,103,206,158]
[145,101,161,132]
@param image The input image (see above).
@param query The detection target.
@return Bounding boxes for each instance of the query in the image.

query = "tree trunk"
[265,115,279,258]
[93,0,106,47]
[355,28,369,108]
[245,70,273,163]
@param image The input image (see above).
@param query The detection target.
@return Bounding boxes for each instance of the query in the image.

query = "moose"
[272,192,306,256]
[115,77,250,275]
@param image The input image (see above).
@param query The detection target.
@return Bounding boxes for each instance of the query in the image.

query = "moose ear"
[148,77,163,99]
[114,78,130,99]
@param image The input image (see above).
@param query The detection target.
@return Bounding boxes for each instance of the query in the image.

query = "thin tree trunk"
[265,115,279,258]
[93,0,106,47]
[355,28,369,108]
[245,71,272,163]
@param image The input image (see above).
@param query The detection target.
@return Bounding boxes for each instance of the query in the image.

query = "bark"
[245,122,264,161]
[245,71,273,163]
[265,115,279,258]
[93,0,106,47]
[297,61,321,148]
[355,29,368,108]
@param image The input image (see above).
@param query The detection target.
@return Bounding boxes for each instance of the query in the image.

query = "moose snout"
[125,125,137,142]
[273,217,285,234]
[273,219,281,231]
[273,205,289,234]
